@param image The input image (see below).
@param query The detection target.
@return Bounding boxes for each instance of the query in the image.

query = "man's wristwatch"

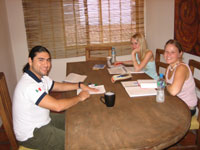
[78,82,83,88]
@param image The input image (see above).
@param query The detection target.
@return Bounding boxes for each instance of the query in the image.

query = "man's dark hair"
[23,46,51,72]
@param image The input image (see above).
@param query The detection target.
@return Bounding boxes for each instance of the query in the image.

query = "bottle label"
[157,80,165,89]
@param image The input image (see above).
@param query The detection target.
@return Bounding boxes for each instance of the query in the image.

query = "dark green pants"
[19,112,65,150]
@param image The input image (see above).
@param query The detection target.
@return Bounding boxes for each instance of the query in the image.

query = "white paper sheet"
[64,73,87,83]
[121,81,138,87]
[137,79,157,88]
[77,85,106,95]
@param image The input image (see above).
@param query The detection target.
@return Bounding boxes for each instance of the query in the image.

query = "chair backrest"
[155,48,168,74]
[85,45,112,61]
[189,59,200,122]
[0,72,18,150]
[189,59,200,91]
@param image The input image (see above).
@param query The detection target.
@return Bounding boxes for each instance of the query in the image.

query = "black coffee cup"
[100,92,115,107]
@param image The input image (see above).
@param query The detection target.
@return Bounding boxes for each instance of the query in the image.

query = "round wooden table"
[64,61,191,150]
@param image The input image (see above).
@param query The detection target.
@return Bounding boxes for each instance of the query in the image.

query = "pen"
[117,74,128,78]
[88,83,98,87]
[122,67,128,73]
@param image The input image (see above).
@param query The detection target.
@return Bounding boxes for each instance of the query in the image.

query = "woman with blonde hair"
[115,32,158,79]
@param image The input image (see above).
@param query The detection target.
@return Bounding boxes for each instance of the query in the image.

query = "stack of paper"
[64,73,87,83]
[121,81,157,97]
[77,85,106,95]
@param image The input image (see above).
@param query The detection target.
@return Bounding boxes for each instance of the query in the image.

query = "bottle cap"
[159,73,164,78]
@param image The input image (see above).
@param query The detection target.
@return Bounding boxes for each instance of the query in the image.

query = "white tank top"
[166,63,197,108]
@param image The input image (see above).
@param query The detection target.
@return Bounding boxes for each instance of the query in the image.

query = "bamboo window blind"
[22,0,144,59]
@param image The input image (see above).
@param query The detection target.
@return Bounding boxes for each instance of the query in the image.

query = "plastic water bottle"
[156,73,165,103]
[111,47,116,64]
[106,56,112,68]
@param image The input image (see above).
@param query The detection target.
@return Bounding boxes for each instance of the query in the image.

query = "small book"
[137,79,157,88]
[92,64,106,70]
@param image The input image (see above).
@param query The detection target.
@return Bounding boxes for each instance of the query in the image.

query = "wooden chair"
[155,48,168,74]
[85,45,112,61]
[188,59,200,149]
[0,72,34,150]
[168,59,200,150]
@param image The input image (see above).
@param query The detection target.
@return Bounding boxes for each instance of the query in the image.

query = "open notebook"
[121,81,157,97]
[107,66,144,74]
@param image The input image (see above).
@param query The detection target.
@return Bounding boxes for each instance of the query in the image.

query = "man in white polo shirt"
[12,46,97,150]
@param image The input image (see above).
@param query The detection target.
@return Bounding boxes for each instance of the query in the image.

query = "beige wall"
[5,0,29,81]
[0,0,17,126]
[146,0,174,52]
[0,0,17,97]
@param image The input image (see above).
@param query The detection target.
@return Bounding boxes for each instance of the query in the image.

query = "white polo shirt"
[12,70,54,141]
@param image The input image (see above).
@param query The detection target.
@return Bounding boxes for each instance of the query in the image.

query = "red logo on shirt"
[35,87,42,93]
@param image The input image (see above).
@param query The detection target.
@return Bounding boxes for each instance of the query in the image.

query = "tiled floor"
[0,124,198,150]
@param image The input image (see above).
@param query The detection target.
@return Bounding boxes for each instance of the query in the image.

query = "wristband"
[78,82,83,88]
